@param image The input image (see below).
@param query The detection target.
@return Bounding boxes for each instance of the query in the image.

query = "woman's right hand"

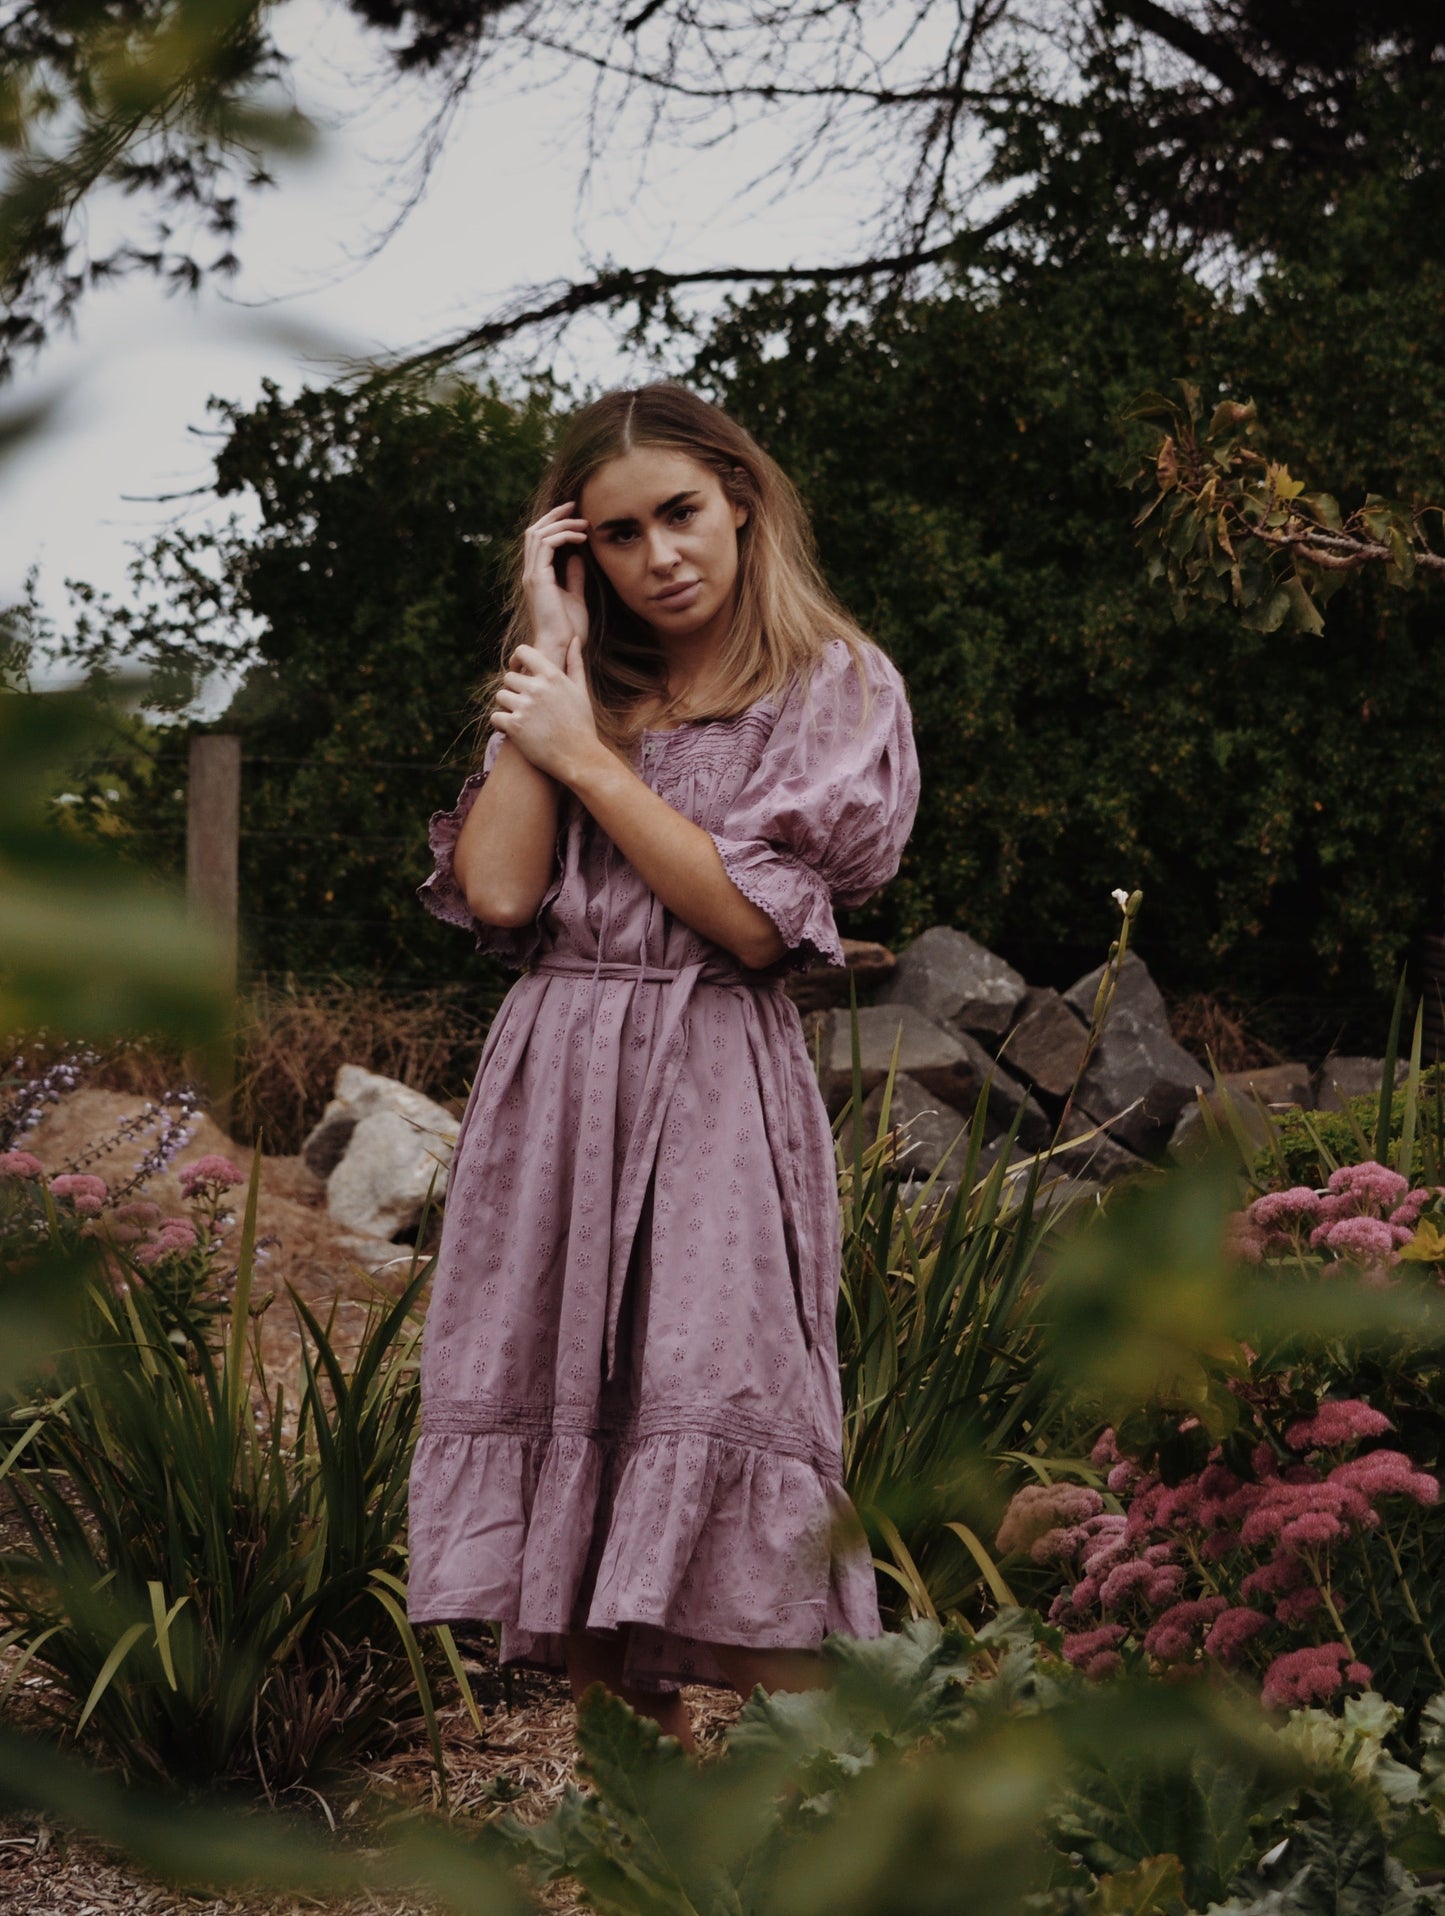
[522,501,589,666]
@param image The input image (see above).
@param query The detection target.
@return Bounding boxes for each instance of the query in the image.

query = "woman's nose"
[646,529,680,571]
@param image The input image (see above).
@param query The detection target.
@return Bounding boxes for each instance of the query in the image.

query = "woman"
[408,383,920,1746]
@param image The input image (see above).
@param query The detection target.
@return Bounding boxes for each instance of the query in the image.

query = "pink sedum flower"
[1330,1450,1439,1508]
[1062,1625,1127,1680]
[0,1150,45,1179]
[995,1482,1104,1556]
[177,1154,243,1195]
[1285,1400,1393,1452]
[113,1199,162,1225]
[1261,1642,1370,1712]
[1248,1187,1323,1233]
[49,1172,107,1204]
[1311,1214,1407,1264]
[1203,1606,1271,1666]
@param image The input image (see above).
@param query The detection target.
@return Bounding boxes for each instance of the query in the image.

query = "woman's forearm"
[567,743,785,971]
[454,738,561,927]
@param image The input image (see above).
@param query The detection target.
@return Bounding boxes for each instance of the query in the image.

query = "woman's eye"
[670,506,699,526]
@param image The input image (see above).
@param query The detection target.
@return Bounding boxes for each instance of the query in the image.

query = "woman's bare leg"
[711,1644,827,1697]
[564,1631,696,1751]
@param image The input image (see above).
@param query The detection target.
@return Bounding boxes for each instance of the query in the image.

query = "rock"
[1169,1063,1312,1157]
[301,1099,358,1180]
[1063,953,1208,1152]
[862,1073,977,1182]
[951,1027,1053,1148]
[316,1065,462,1241]
[785,938,897,1012]
[874,926,1029,1041]
[1054,1107,1149,1184]
[326,1107,458,1241]
[1001,988,1089,1100]
[817,1004,979,1116]
[1316,1055,1408,1113]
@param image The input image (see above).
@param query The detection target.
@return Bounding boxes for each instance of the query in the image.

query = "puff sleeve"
[709,638,920,970]
[416,732,561,968]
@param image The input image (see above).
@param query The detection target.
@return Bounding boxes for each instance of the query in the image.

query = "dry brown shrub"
[1167,990,1284,1075]
[10,975,502,1157]
[230,975,501,1153]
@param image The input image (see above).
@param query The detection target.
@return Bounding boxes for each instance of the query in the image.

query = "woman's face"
[579,447,748,648]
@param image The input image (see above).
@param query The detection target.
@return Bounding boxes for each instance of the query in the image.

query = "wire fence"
[64,745,482,991]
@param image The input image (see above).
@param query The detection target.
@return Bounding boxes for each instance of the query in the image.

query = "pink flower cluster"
[1260,1643,1372,1712]
[177,1155,243,1196]
[1236,1163,1442,1278]
[998,1402,1440,1711]
[132,1218,200,1266]
[0,1150,45,1180]
[48,1172,108,1216]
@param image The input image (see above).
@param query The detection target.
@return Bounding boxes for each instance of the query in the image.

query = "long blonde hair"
[483,383,872,753]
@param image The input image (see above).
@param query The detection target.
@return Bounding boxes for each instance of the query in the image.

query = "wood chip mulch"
[0,1647,744,1916]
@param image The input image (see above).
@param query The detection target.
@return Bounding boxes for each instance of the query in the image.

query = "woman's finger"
[510,643,549,675]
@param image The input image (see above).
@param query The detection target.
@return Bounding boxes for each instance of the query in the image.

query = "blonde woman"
[409,384,920,1748]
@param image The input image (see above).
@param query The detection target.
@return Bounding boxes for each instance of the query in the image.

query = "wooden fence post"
[186,735,241,1126]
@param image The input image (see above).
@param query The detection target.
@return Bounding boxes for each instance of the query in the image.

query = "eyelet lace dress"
[406,638,921,1691]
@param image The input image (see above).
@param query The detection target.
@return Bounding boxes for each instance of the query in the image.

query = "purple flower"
[1285,1400,1392,1453]
[0,1150,45,1180]
[1326,1162,1409,1212]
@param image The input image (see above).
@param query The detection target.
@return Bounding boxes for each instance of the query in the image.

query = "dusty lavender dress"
[406,637,920,1690]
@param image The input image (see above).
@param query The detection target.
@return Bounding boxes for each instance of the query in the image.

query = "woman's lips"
[652,579,702,608]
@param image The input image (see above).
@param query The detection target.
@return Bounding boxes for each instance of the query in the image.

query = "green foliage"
[42,376,559,986]
[1124,385,1444,637]
[836,1071,1095,1620]
[0,687,229,1051]
[1257,1073,1445,1193]
[0,1190,460,1791]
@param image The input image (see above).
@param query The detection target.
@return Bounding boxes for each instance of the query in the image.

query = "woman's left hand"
[490,638,601,785]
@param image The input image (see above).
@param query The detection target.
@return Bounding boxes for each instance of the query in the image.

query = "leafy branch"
[1123,384,1445,635]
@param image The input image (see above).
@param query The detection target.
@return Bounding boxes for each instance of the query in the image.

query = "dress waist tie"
[529,951,788,1381]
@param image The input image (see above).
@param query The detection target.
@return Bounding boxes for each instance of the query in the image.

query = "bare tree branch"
[371,194,1031,379]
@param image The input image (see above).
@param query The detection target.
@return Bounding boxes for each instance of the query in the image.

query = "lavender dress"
[406,637,920,1691]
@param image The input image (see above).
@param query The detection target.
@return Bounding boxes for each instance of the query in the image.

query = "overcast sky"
[1,0,868,642]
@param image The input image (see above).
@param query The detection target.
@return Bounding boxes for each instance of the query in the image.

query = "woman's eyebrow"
[594,489,699,532]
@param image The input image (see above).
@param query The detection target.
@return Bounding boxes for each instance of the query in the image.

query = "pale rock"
[326,1106,458,1241]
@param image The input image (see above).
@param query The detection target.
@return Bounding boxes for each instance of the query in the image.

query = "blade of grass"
[368,1575,448,1801]
[1375,969,1409,1165]
[942,1522,1018,1609]
[76,1621,149,1734]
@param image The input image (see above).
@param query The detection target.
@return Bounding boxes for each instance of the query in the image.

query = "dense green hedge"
[44,182,1445,1024]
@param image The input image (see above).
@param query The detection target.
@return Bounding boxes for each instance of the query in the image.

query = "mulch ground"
[0,1648,745,1915]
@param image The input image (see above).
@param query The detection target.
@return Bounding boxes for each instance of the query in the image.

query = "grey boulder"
[1316,1055,1408,1113]
[875,926,1029,1041]
[1001,988,1090,1100]
[1063,952,1208,1152]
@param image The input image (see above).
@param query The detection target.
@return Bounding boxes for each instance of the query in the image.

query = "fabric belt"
[526,949,787,1380]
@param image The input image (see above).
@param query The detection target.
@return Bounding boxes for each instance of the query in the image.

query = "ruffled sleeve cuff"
[709,833,846,971]
[417,767,558,969]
